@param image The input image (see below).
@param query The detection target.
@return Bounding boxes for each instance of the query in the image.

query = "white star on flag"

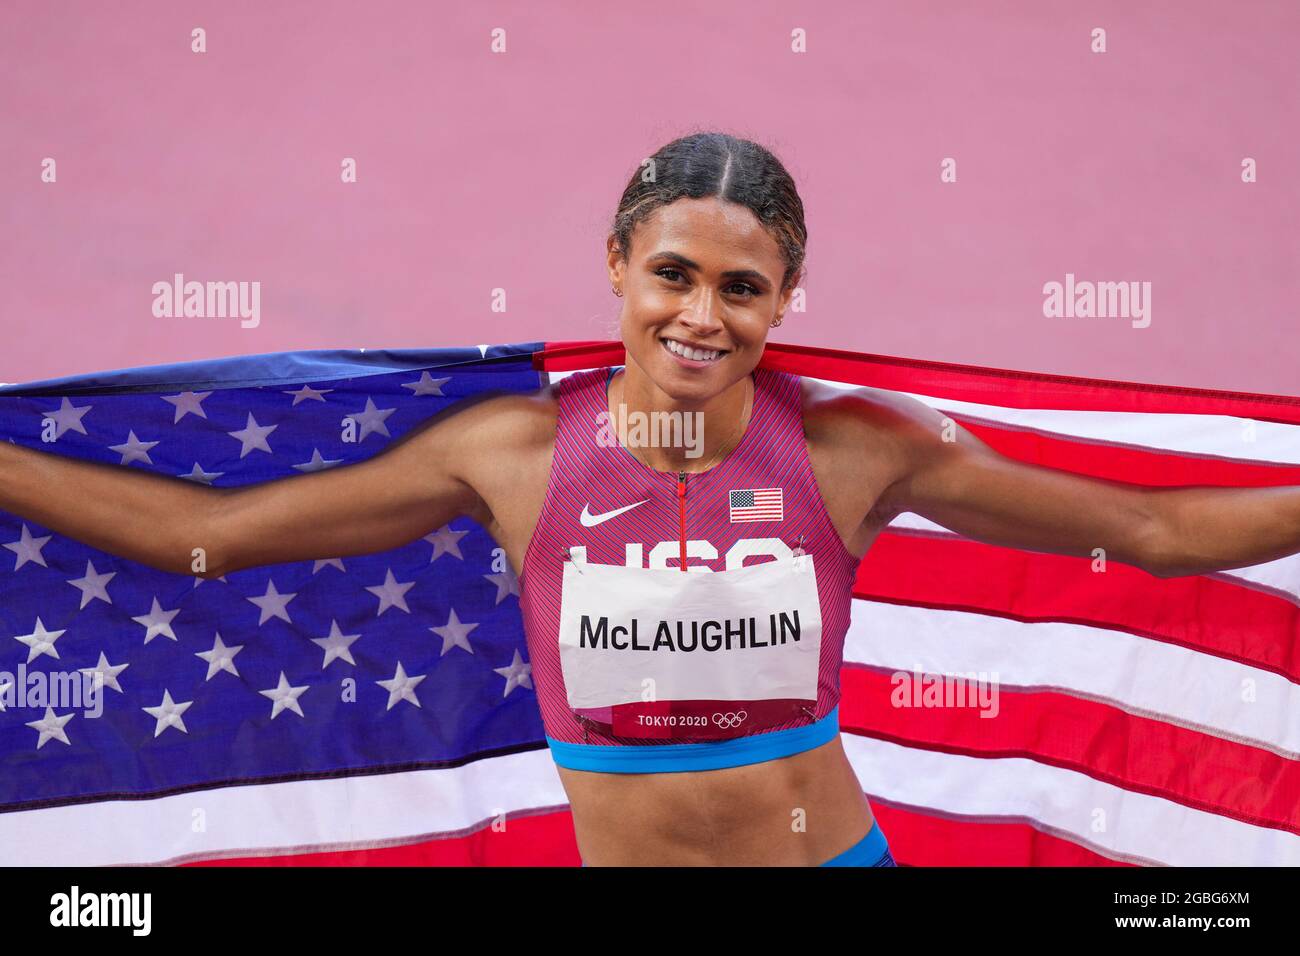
[132,597,182,644]
[178,462,224,485]
[401,372,451,397]
[431,608,479,656]
[195,632,244,680]
[246,579,297,624]
[5,524,52,570]
[365,568,415,615]
[425,525,469,561]
[42,397,92,438]
[282,384,333,405]
[162,391,211,423]
[292,449,344,472]
[346,397,397,442]
[376,662,426,710]
[259,672,310,718]
[227,413,278,458]
[483,567,519,605]
[108,430,160,465]
[67,559,116,608]
[78,651,130,693]
[311,620,361,668]
[26,707,75,749]
[14,617,66,663]
[312,558,346,573]
[142,690,193,737]
[494,649,533,697]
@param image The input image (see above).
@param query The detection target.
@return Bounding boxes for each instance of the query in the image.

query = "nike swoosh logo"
[580,500,649,527]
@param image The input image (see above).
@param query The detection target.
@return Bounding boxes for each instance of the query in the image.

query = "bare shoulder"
[799,376,944,465]
[798,376,950,527]
[385,379,557,498]
[441,382,559,538]
[452,381,559,453]
[800,376,949,437]
[369,379,559,559]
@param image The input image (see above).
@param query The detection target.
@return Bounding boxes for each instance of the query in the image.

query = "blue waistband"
[820,818,892,866]
[546,706,840,773]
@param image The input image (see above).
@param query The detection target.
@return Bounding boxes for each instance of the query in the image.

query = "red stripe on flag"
[857,532,1300,682]
[958,418,1300,487]
[182,808,581,867]
[870,802,1137,867]
[838,666,1300,835]
[537,341,1300,423]
[180,796,1137,867]
[535,341,626,372]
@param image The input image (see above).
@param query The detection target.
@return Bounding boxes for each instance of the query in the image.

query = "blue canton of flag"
[0,345,548,829]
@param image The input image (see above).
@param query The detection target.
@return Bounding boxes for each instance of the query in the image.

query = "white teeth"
[664,339,722,362]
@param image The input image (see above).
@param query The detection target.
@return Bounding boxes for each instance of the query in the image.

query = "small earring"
[771,316,782,328]
[612,286,623,297]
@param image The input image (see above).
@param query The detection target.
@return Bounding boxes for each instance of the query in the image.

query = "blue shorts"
[579,818,897,866]
[820,818,896,867]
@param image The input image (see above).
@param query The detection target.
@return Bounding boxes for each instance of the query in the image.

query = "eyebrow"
[648,251,771,286]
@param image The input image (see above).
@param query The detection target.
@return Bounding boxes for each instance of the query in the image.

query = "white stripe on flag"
[553,370,1300,463]
[813,378,1300,465]
[845,598,1300,756]
[844,733,1300,866]
[0,749,566,867]
[882,515,1300,604]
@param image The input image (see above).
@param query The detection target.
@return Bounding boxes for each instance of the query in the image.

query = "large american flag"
[1,340,1297,866]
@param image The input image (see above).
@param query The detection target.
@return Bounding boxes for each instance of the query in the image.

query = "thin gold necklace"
[611,372,753,475]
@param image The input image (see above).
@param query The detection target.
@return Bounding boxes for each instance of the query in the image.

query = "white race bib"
[556,554,822,740]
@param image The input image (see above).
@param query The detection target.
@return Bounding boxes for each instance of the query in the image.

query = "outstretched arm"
[863,392,1300,579]
[0,390,524,579]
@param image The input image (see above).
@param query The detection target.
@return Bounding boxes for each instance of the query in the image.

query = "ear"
[776,270,801,318]
[606,234,625,287]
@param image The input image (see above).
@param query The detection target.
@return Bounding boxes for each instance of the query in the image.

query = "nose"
[678,288,725,335]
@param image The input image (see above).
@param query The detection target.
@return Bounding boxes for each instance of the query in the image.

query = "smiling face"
[607,196,797,404]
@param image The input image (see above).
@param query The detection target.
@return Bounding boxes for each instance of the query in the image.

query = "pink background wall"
[2,0,1296,391]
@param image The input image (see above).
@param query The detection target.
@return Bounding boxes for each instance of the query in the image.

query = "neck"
[609,362,753,473]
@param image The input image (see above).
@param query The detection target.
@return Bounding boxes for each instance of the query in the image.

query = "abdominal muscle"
[557,735,876,866]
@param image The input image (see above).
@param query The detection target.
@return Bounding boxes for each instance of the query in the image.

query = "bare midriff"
[556,735,875,866]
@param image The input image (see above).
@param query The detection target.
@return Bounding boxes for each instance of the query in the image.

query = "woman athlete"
[3,132,1300,867]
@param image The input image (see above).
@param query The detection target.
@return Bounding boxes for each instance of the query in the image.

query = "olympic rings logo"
[712,710,748,729]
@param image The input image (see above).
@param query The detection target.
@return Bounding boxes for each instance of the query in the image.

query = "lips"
[661,336,727,364]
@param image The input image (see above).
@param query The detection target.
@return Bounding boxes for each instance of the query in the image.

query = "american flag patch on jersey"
[728,487,784,523]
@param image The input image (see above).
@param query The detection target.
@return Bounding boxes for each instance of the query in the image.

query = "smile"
[661,337,727,364]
